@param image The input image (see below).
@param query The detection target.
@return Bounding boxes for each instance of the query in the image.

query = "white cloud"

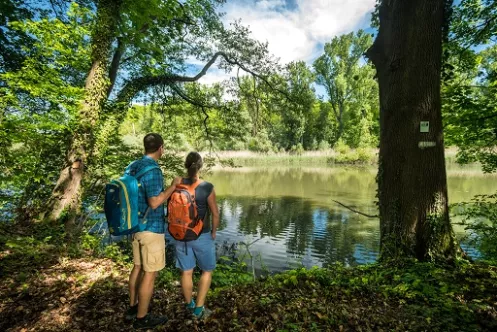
[197,68,233,85]
[191,0,375,85]
[223,0,375,64]
[296,0,375,41]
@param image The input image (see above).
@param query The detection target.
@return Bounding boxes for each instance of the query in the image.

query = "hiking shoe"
[185,299,196,314]
[133,314,168,330]
[125,305,138,322]
[192,307,212,321]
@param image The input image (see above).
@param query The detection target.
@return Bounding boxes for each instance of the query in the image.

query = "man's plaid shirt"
[128,156,165,234]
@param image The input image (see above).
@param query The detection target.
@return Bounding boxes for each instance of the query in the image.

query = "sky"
[194,0,377,91]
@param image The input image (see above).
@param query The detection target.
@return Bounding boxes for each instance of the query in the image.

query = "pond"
[193,165,497,273]
[90,165,497,273]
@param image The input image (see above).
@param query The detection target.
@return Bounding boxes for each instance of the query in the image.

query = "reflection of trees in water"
[285,199,314,255]
[232,197,298,237]
[217,198,241,231]
[217,196,380,267]
[209,168,377,202]
[209,169,493,270]
[311,208,380,266]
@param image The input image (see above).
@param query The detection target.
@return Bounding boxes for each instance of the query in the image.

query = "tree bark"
[43,0,122,226]
[366,0,457,261]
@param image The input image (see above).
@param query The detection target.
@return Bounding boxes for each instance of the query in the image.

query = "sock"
[186,299,195,308]
[193,306,204,316]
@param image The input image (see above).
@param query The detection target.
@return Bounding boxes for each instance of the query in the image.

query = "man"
[125,133,180,330]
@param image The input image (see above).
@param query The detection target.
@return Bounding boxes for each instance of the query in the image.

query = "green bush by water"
[327,147,376,165]
[452,192,497,263]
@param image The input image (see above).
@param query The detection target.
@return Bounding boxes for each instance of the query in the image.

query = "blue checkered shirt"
[128,156,165,234]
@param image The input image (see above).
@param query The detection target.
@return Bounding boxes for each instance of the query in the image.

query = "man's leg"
[133,232,167,329]
[181,269,194,304]
[129,265,142,306]
[137,271,158,318]
[195,270,212,307]
[126,235,142,321]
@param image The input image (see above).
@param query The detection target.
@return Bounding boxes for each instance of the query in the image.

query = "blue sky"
[195,0,377,90]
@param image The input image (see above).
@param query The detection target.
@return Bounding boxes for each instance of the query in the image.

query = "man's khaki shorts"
[132,231,165,272]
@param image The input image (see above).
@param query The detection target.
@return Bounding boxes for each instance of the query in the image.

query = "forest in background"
[2,1,497,218]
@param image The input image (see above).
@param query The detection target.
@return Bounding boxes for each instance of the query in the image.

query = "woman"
[173,152,219,320]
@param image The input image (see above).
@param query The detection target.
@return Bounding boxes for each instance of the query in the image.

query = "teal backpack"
[104,163,159,236]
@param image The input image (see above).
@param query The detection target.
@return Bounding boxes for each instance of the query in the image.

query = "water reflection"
[205,166,497,272]
[213,196,380,272]
[91,166,497,273]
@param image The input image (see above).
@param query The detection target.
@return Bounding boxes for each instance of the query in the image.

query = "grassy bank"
[1,223,496,331]
[215,149,378,167]
[214,148,462,167]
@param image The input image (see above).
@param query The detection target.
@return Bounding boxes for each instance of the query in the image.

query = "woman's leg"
[181,269,194,304]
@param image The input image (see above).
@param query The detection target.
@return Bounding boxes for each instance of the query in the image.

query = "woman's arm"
[207,188,219,239]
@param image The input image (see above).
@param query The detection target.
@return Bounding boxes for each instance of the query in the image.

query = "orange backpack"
[167,180,204,241]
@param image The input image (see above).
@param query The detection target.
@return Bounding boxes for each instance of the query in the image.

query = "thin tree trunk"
[366,0,457,261]
[107,37,125,98]
[42,0,122,227]
[336,103,344,142]
[253,76,260,137]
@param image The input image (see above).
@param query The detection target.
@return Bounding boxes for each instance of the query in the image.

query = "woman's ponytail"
[185,152,203,178]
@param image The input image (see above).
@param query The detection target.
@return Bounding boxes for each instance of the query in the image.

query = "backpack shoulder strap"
[134,165,160,179]
[124,160,138,175]
[186,179,204,193]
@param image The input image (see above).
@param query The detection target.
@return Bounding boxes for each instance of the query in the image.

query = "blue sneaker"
[185,299,196,314]
[192,306,212,321]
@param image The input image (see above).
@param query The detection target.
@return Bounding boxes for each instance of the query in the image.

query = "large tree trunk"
[42,0,122,226]
[366,0,457,261]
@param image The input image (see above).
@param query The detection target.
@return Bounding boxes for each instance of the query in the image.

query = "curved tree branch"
[114,52,225,107]
[332,200,379,218]
[115,51,296,108]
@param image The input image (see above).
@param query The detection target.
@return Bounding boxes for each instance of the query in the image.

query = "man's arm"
[207,188,219,239]
[147,177,182,210]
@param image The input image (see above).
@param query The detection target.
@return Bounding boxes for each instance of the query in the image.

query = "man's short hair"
[144,133,164,154]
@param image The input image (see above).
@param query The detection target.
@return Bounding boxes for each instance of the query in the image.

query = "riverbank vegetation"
[1,222,496,331]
